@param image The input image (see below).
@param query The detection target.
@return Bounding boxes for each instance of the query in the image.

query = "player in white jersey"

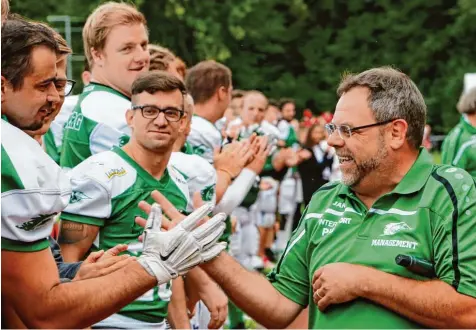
[58,71,226,328]
[2,18,226,329]
[61,3,150,169]
[48,60,91,163]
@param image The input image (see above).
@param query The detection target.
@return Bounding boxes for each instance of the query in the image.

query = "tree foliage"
[11,0,476,133]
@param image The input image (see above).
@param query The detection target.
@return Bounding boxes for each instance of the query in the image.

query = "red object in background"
[321,111,333,123]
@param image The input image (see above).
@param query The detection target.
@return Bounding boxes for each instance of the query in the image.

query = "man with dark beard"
[192,67,476,328]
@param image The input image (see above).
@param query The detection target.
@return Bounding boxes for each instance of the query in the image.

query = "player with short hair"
[61,2,150,169]
[58,71,227,328]
[441,87,476,178]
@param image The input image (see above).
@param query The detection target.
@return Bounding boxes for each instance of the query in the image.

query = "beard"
[340,134,388,187]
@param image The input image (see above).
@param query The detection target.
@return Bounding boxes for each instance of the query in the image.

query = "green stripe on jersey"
[1,145,25,193]
[1,237,50,252]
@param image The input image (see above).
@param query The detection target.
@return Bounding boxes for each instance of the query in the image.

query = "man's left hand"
[312,263,371,312]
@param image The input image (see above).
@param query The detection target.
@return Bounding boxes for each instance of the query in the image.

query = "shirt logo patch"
[16,213,57,231]
[118,135,130,147]
[201,184,215,202]
[381,222,412,236]
[69,191,91,204]
[106,167,127,179]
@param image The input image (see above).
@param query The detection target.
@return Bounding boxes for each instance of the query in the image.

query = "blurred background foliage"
[12,0,476,133]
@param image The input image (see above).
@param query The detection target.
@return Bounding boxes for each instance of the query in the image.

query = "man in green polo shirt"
[196,67,476,328]
[441,87,476,178]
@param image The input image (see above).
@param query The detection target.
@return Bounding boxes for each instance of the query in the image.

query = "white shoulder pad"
[63,151,137,220]
[1,121,71,244]
[170,152,217,212]
[187,116,222,163]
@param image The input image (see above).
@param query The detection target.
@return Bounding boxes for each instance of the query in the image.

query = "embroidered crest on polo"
[381,222,413,236]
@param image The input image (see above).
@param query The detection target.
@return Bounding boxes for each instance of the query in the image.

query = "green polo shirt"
[441,115,476,178]
[268,148,476,328]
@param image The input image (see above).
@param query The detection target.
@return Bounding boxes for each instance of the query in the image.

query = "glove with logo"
[138,203,227,285]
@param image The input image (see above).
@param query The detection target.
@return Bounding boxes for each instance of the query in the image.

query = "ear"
[389,119,408,150]
[91,48,104,67]
[177,114,187,133]
[217,86,228,101]
[1,76,10,104]
[125,109,135,128]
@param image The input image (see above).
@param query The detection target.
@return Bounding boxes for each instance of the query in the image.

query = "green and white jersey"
[45,95,80,163]
[277,119,299,148]
[1,119,71,252]
[187,115,222,163]
[441,115,476,178]
[268,148,476,328]
[60,83,131,169]
[60,147,190,323]
[169,151,217,213]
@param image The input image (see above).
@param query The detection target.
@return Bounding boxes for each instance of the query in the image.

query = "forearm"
[184,267,215,309]
[215,170,232,203]
[361,267,476,328]
[7,259,156,329]
[168,277,191,329]
[213,169,257,215]
[201,252,301,328]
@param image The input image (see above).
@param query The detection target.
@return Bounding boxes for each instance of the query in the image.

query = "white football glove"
[138,203,227,285]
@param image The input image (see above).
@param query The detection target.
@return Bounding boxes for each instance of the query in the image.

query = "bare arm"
[167,277,191,329]
[58,220,99,262]
[1,248,156,329]
[215,170,233,203]
[360,268,476,328]
[201,252,302,329]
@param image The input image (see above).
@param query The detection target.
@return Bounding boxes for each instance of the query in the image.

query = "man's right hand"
[138,203,227,285]
[213,140,254,179]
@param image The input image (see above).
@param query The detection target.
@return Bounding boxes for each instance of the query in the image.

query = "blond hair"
[457,88,476,115]
[83,2,147,67]
[34,22,72,55]
[148,44,175,71]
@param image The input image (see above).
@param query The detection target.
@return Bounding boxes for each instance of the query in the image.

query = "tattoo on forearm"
[58,221,89,244]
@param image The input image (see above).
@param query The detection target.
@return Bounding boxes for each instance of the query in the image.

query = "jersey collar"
[83,82,131,101]
[337,147,434,197]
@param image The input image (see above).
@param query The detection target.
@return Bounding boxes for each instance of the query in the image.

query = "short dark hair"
[279,98,295,110]
[185,60,232,104]
[131,71,186,99]
[232,89,245,99]
[1,18,59,90]
[337,66,426,150]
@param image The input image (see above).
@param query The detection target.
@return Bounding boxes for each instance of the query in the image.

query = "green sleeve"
[60,212,105,227]
[44,129,60,164]
[268,213,310,306]
[432,169,476,298]
[1,237,50,252]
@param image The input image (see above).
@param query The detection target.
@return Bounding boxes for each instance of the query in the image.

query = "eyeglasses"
[131,105,184,122]
[54,79,76,96]
[325,119,398,140]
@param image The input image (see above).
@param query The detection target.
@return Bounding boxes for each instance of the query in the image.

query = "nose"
[327,129,344,148]
[154,112,168,127]
[134,45,150,67]
[47,81,60,103]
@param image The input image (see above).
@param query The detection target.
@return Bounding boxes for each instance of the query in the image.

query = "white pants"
[229,206,260,270]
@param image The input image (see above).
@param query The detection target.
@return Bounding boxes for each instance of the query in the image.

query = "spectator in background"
[293,124,339,231]
[422,124,432,151]
[441,87,476,177]
[148,44,186,81]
